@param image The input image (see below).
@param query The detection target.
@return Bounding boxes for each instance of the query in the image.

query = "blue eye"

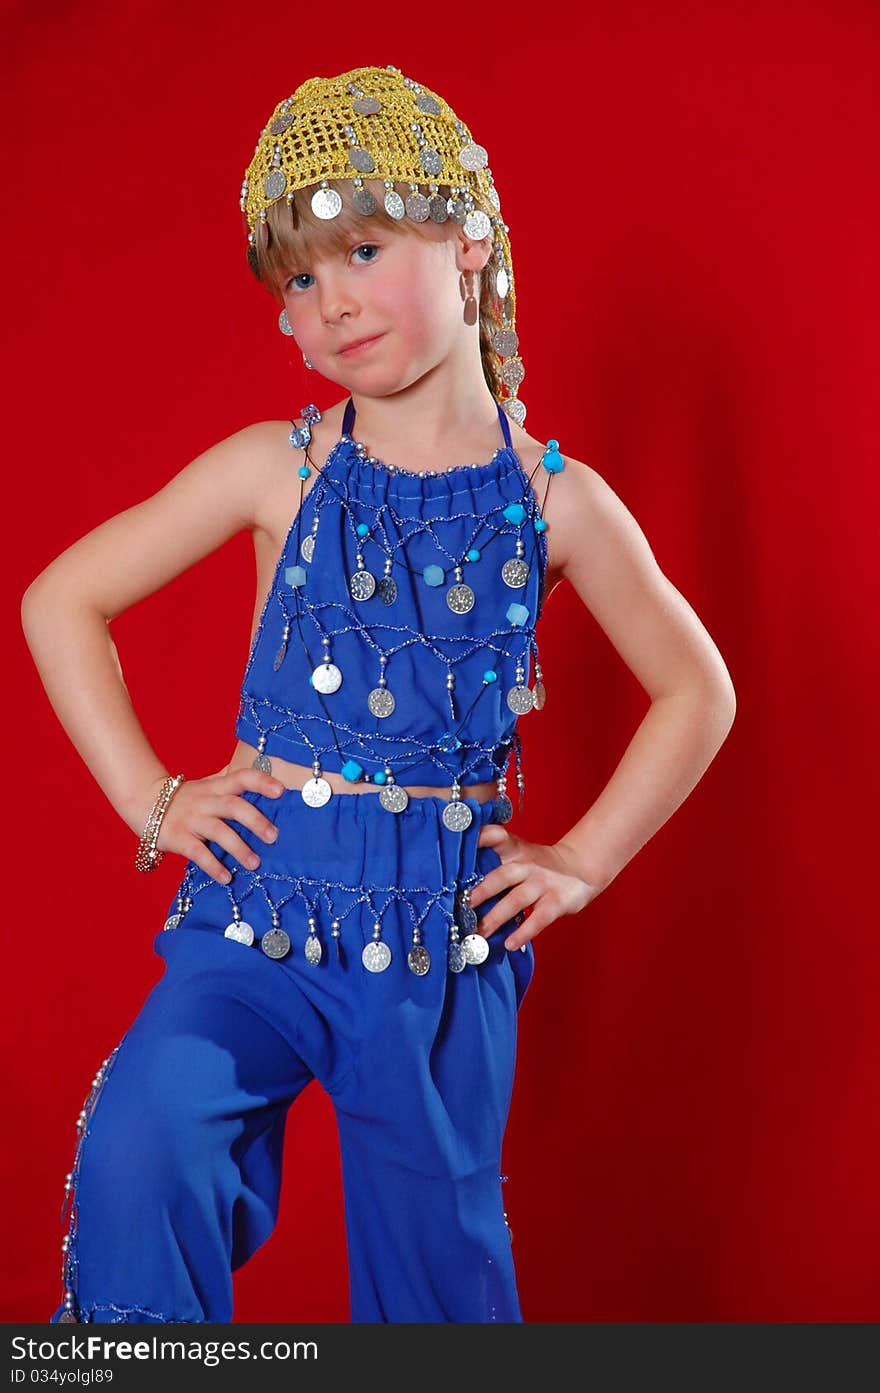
[284,244,380,293]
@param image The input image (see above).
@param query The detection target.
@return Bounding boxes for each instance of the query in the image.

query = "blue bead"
[502,502,526,525]
[423,564,445,586]
[341,759,364,782]
[373,770,387,785]
[298,465,310,479]
[483,670,498,683]
[284,565,307,587]
[466,548,481,562]
[289,426,311,449]
[356,522,369,537]
[534,517,547,532]
[506,601,530,626]
[541,442,564,473]
[438,731,462,752]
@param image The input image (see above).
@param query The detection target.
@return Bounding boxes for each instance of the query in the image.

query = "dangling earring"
[459,271,478,328]
[277,307,313,367]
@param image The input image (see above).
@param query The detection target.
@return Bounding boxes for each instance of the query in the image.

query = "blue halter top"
[235,397,559,805]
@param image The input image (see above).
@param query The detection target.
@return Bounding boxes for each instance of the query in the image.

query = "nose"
[317,269,359,326]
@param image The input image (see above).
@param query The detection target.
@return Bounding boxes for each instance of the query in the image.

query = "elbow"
[708,674,737,744]
[20,575,49,636]
[662,669,737,737]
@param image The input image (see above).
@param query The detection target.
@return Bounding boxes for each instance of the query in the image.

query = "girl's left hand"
[470,823,604,950]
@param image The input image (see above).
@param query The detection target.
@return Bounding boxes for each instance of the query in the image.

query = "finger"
[503,914,540,951]
[200,815,265,873]
[469,858,521,909]
[476,882,534,938]
[503,898,559,950]
[476,823,510,849]
[181,836,237,887]
[217,793,281,848]
[227,768,286,799]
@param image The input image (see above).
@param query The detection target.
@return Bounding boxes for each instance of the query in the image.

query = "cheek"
[390,273,455,348]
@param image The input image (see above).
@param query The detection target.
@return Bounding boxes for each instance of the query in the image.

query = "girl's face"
[279,217,488,392]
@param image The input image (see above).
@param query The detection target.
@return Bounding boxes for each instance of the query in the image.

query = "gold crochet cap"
[239,63,527,423]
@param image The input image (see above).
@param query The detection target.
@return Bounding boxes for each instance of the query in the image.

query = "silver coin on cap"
[353,186,378,214]
[311,186,343,219]
[264,169,287,200]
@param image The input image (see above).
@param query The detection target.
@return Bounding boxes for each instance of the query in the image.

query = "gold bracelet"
[135,773,186,873]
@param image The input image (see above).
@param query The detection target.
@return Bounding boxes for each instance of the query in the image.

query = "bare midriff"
[226,739,499,804]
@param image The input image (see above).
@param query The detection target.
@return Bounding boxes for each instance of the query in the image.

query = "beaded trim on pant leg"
[55,1039,127,1323]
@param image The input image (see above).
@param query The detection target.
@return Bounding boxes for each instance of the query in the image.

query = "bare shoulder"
[249,399,348,545]
[506,425,609,597]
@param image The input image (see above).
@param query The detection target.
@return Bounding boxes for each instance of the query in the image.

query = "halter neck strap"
[342,396,512,454]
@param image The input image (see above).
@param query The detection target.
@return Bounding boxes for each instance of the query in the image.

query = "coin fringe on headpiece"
[239,63,527,424]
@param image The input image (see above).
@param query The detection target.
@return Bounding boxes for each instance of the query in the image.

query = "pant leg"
[327,806,535,1323]
[332,929,527,1322]
[50,927,316,1324]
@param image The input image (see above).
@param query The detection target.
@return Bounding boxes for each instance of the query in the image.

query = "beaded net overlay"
[234,398,549,792]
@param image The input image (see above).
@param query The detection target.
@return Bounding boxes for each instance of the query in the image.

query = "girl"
[22,64,736,1324]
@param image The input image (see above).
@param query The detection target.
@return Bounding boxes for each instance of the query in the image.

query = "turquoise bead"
[423,564,445,586]
[298,464,310,479]
[541,439,564,473]
[534,517,547,532]
[506,601,530,626]
[373,770,388,785]
[285,564,307,587]
[438,731,462,752]
[502,502,526,525]
[466,548,481,562]
[341,758,364,782]
[356,522,369,537]
[483,670,498,683]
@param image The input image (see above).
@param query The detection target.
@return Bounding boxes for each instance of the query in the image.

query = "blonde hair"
[249,177,505,400]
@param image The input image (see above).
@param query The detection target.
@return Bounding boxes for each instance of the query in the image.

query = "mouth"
[338,333,385,357]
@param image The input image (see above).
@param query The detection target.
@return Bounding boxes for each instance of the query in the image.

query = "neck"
[346,365,503,468]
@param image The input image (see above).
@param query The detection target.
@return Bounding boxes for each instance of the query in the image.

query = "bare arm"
[20,421,280,834]
[549,458,737,890]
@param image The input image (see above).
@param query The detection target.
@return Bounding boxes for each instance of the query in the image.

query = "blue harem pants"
[49,790,535,1324]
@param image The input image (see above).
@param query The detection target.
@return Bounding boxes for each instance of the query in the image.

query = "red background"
[6,2,878,1321]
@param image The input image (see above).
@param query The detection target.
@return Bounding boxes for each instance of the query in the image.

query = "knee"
[80,1030,239,1193]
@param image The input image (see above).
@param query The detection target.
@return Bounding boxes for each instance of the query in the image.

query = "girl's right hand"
[149,768,285,884]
